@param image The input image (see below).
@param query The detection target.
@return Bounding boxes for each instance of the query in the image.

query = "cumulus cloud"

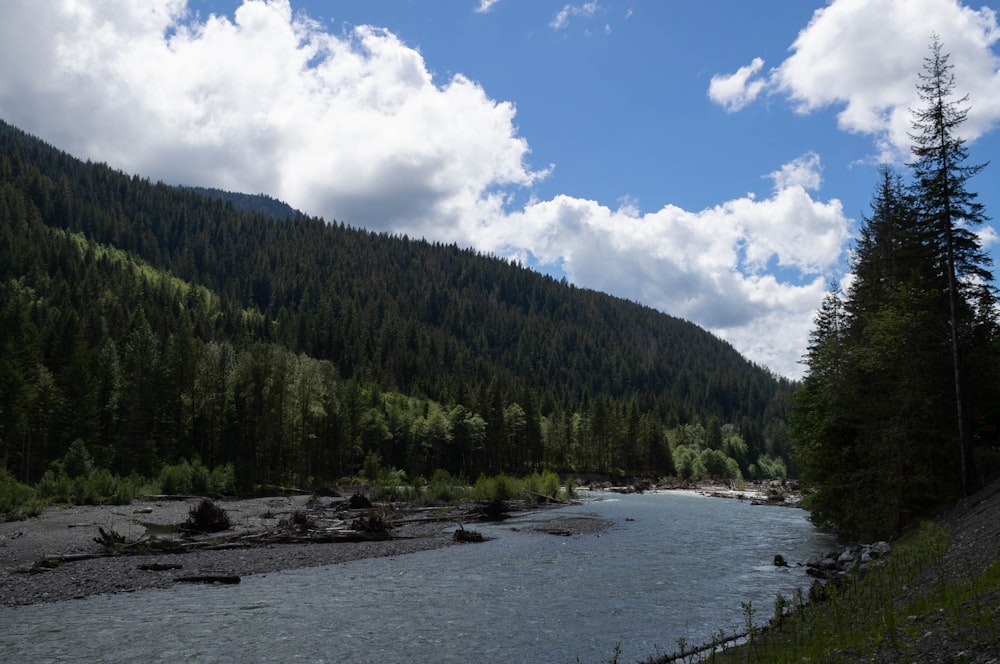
[0,0,852,377]
[709,0,1000,157]
[492,154,849,375]
[769,152,823,192]
[0,0,545,235]
[708,57,767,112]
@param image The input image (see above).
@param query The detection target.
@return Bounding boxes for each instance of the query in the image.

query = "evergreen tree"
[794,38,995,538]
[908,35,994,495]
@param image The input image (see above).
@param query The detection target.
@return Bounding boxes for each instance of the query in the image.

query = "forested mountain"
[0,118,795,491]
[179,186,301,220]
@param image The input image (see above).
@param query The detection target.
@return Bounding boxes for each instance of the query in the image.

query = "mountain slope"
[0,118,796,486]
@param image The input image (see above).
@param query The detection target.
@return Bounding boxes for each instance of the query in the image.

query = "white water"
[1,491,836,663]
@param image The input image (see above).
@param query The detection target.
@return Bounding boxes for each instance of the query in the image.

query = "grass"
[651,520,1000,663]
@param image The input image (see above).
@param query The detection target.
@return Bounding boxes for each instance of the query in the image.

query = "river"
[1,490,837,663]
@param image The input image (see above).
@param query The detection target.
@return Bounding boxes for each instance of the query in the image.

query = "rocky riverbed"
[0,495,608,607]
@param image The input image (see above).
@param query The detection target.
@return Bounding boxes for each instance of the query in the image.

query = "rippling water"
[1,491,836,663]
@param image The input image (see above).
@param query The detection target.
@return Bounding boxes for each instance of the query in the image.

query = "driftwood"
[138,562,183,571]
[94,527,126,546]
[524,490,572,505]
[32,494,565,573]
[656,628,752,663]
[174,575,241,585]
[29,552,107,571]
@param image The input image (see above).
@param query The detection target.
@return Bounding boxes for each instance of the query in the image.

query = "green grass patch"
[668,521,962,663]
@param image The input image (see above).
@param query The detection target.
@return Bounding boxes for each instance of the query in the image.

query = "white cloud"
[769,152,823,192]
[708,57,767,112]
[0,0,853,378]
[710,0,1000,157]
[475,0,502,14]
[489,154,850,377]
[0,0,545,236]
[550,2,600,31]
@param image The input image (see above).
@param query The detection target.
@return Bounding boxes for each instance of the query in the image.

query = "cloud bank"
[0,0,860,378]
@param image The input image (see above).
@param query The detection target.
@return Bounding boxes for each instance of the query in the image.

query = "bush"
[159,462,193,495]
[473,473,521,503]
[182,498,232,533]
[369,481,419,502]
[210,464,236,496]
[0,469,42,520]
[524,470,562,500]
[36,462,138,507]
[424,469,469,503]
[189,459,212,495]
[159,459,236,496]
[749,454,788,480]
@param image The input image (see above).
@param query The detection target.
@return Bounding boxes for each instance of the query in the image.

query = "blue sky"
[1,0,998,378]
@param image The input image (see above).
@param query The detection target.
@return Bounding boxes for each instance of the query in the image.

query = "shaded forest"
[0,118,796,492]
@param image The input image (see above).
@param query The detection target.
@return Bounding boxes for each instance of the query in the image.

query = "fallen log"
[138,562,183,571]
[30,552,108,570]
[524,490,572,505]
[174,575,241,584]
[656,628,751,663]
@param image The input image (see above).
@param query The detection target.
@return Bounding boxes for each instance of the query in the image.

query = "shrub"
[159,459,235,496]
[473,473,521,503]
[369,481,419,502]
[425,469,468,503]
[35,462,137,507]
[210,463,236,495]
[0,469,42,520]
[159,462,193,495]
[749,454,788,480]
[524,470,561,500]
[182,498,232,533]
[189,459,212,495]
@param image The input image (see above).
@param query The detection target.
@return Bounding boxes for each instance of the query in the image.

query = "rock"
[774,554,789,567]
[838,549,857,565]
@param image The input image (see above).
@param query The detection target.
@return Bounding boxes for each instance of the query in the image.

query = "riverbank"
[650,476,1000,664]
[0,494,607,608]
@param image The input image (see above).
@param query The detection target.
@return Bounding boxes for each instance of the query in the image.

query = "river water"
[2,491,837,663]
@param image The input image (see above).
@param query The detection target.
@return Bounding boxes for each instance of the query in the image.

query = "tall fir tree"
[909,35,995,495]
[794,38,996,539]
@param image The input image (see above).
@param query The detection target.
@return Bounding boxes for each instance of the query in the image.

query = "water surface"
[1,491,836,663]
